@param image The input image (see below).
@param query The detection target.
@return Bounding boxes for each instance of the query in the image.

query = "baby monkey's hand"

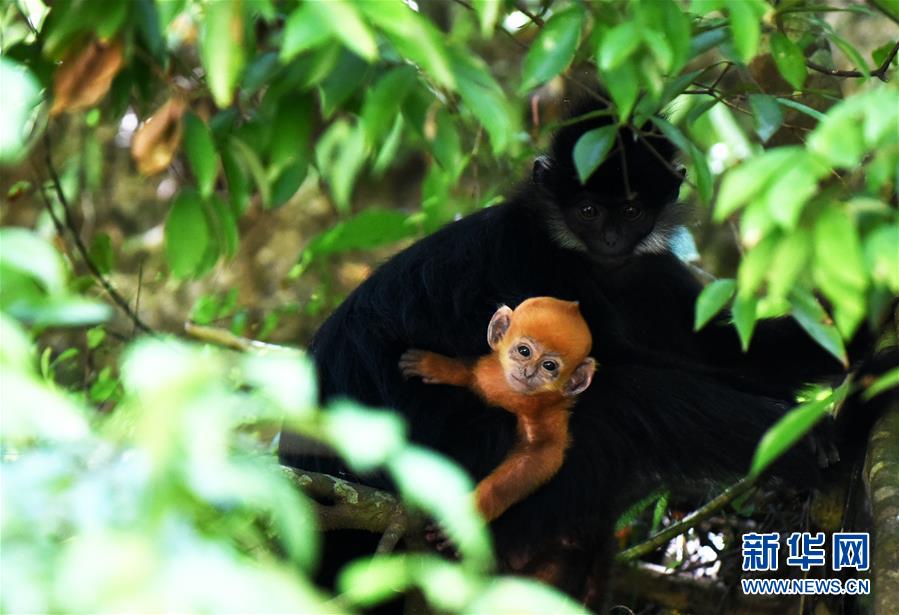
[399,349,440,383]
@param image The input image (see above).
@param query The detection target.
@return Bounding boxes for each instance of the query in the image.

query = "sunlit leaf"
[0,58,42,165]
[770,33,807,90]
[184,113,219,198]
[863,367,899,401]
[201,0,246,108]
[725,0,763,63]
[750,394,832,476]
[0,228,66,295]
[520,5,584,91]
[165,190,211,278]
[732,294,758,351]
[813,206,867,337]
[309,0,378,62]
[598,22,640,71]
[694,279,736,331]
[324,402,406,472]
[573,125,616,184]
[450,51,514,154]
[281,3,331,62]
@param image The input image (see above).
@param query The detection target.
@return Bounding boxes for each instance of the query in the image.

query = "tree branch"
[806,40,899,82]
[864,401,899,614]
[40,133,153,334]
[616,477,756,562]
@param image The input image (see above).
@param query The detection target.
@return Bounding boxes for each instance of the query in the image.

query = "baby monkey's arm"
[475,415,568,521]
[399,349,473,387]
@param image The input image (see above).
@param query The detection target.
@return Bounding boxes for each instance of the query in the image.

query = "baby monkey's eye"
[517,345,531,357]
[542,360,558,372]
[579,204,597,219]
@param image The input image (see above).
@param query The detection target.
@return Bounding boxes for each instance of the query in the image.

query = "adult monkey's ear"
[564,357,596,397]
[532,155,553,186]
[487,305,513,349]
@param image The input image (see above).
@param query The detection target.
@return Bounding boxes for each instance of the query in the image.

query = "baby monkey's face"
[502,335,565,394]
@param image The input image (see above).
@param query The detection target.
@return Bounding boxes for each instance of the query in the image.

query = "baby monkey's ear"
[487,305,513,349]
[564,357,596,397]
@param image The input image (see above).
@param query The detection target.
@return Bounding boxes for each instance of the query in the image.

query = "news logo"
[740,531,871,596]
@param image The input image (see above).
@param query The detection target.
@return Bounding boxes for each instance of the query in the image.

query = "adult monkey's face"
[533,118,685,266]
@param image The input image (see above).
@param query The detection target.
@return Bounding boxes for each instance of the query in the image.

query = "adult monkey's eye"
[542,360,557,372]
[517,345,531,357]
[622,204,643,221]
[579,204,597,219]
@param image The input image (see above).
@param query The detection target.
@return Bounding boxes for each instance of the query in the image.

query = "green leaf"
[767,230,810,301]
[430,109,463,172]
[469,577,587,615]
[748,94,783,143]
[659,0,692,72]
[472,0,501,35]
[87,326,106,350]
[520,5,584,91]
[270,161,308,209]
[642,29,673,73]
[863,367,899,401]
[450,51,514,154]
[694,279,736,331]
[165,190,211,278]
[600,61,639,121]
[715,147,803,220]
[388,445,493,569]
[828,31,870,77]
[813,206,867,338]
[209,194,239,257]
[732,294,758,351]
[0,228,66,295]
[750,395,832,476]
[864,224,899,293]
[281,3,332,62]
[775,97,824,121]
[269,97,313,171]
[229,136,271,208]
[201,0,246,108]
[184,113,219,198]
[770,33,807,90]
[362,66,418,146]
[314,120,368,213]
[689,143,713,205]
[324,402,407,472]
[573,125,617,184]
[725,0,762,63]
[0,58,42,165]
[88,233,115,275]
[790,289,847,366]
[737,235,777,297]
[318,51,370,118]
[758,152,828,230]
[309,0,378,62]
[358,1,455,89]
[598,22,641,71]
[291,209,416,277]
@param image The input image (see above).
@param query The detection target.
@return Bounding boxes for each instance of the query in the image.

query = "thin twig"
[616,477,757,562]
[806,40,899,82]
[41,134,153,334]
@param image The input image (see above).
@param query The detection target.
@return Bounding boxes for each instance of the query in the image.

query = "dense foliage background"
[1,0,897,612]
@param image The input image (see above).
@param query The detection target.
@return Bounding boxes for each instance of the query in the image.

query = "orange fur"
[399,297,595,522]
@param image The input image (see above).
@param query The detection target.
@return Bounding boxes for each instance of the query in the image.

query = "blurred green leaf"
[269,97,313,172]
[863,367,899,401]
[472,0,501,36]
[201,0,246,108]
[737,235,776,297]
[468,577,588,614]
[388,445,493,570]
[315,120,369,212]
[184,113,219,198]
[87,326,106,350]
[291,209,416,277]
[0,314,34,373]
[813,206,867,337]
[281,3,331,62]
[165,190,211,278]
[750,393,832,476]
[324,402,406,473]
[599,22,640,71]
[694,279,736,331]
[209,194,239,257]
[573,125,616,184]
[309,0,378,62]
[0,228,66,295]
[430,109,463,172]
[767,230,810,301]
[725,0,763,63]
[600,61,639,121]
[358,1,455,89]
[732,294,758,351]
[770,33,807,90]
[790,289,847,366]
[748,94,783,143]
[520,5,584,91]
[229,137,271,208]
[828,31,870,77]
[715,147,803,220]
[362,66,418,145]
[450,51,514,154]
[0,58,42,165]
[864,224,899,293]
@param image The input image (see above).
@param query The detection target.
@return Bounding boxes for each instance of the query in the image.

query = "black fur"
[280,102,848,604]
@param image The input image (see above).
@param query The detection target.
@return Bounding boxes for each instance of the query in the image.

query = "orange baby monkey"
[399,297,596,522]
